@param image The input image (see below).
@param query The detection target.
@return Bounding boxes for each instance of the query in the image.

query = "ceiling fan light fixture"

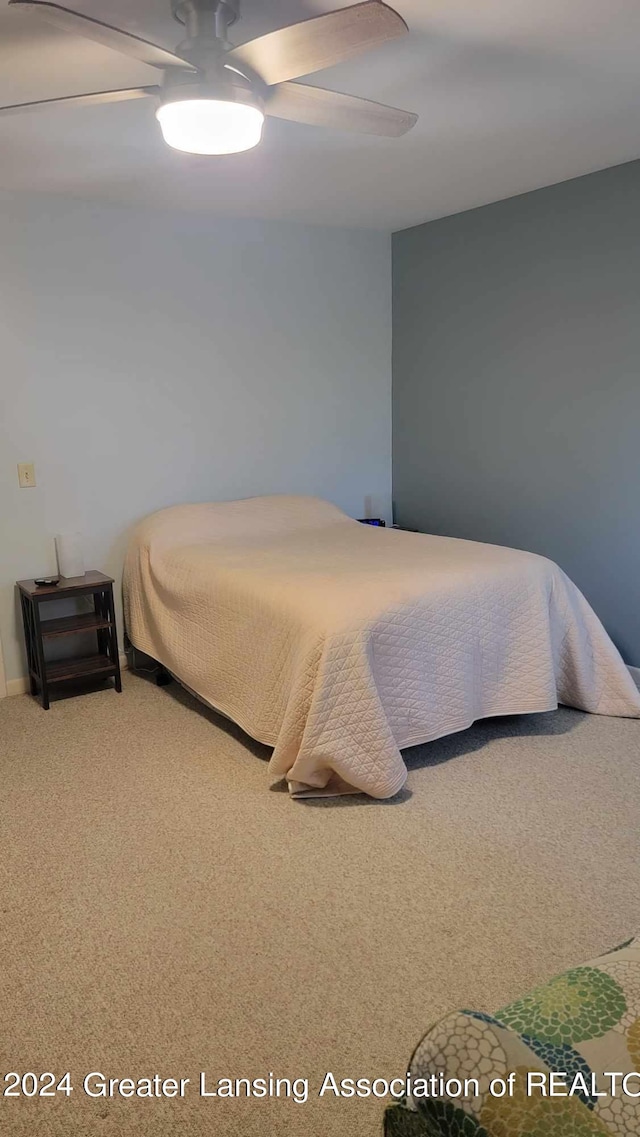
[156,96,264,155]
[5,1,417,147]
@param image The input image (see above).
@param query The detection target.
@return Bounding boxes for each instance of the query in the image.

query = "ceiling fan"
[2,0,418,154]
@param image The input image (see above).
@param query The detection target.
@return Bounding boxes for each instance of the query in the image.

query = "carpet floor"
[1,671,639,1136]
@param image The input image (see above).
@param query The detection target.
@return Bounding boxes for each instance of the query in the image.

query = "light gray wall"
[0,192,392,684]
[393,160,640,665]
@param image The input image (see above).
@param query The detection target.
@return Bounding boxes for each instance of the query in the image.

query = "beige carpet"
[1,671,640,1137]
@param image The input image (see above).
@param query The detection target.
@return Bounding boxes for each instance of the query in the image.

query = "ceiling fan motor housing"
[159,66,264,120]
[163,0,264,116]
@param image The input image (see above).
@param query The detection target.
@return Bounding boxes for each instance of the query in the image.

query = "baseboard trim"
[7,675,29,697]
[6,653,129,698]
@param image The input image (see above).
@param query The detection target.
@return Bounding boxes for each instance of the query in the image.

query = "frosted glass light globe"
[156,98,264,155]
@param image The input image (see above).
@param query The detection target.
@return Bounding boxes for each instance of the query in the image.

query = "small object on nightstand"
[17,570,122,710]
[55,532,84,579]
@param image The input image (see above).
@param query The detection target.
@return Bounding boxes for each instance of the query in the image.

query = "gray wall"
[393,160,640,665]
[0,191,391,685]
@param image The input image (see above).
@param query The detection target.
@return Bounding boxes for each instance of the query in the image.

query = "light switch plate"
[18,462,36,488]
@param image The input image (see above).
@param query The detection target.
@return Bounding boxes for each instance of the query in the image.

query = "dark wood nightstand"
[17,571,122,709]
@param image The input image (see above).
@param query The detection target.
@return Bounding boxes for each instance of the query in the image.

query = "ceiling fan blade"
[0,86,160,117]
[8,1,196,71]
[266,81,417,136]
[227,0,408,86]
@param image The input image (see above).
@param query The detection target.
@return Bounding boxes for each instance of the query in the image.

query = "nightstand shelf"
[40,612,113,638]
[46,653,116,683]
[17,570,122,709]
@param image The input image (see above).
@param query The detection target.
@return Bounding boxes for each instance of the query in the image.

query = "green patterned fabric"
[384,937,640,1136]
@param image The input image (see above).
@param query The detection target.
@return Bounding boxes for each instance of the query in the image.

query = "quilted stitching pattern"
[122,496,640,798]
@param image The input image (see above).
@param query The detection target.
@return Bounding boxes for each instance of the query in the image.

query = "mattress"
[123,495,640,798]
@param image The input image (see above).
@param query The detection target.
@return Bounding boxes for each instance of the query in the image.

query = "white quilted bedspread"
[123,495,640,798]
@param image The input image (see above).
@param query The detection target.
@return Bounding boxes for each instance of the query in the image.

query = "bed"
[123,495,640,798]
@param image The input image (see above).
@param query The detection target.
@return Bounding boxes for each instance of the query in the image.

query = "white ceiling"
[0,0,639,230]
